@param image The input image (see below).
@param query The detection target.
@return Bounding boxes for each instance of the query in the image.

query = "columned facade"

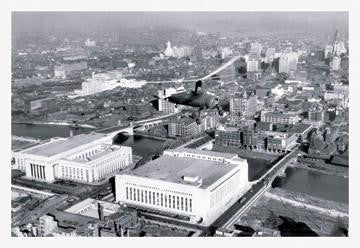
[30,163,46,180]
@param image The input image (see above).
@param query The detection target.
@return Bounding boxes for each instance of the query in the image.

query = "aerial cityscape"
[10,12,349,237]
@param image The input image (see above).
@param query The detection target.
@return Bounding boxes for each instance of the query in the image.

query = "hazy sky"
[12,12,348,34]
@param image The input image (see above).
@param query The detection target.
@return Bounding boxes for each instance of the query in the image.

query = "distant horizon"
[12,12,348,35]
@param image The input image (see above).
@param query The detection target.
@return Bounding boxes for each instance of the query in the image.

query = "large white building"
[163,41,193,58]
[115,148,249,225]
[12,133,132,183]
[73,71,147,98]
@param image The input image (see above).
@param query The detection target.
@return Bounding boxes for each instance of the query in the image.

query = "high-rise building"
[158,87,185,114]
[247,57,259,72]
[279,52,298,73]
[168,117,201,138]
[158,88,178,114]
[331,56,341,71]
[230,91,257,117]
[265,48,276,63]
[250,42,262,55]
[324,45,333,59]
[85,38,96,47]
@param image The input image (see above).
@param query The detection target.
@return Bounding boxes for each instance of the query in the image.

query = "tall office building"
[168,117,201,138]
[265,48,276,63]
[331,56,341,71]
[158,87,185,114]
[247,57,259,72]
[230,91,257,117]
[279,52,298,73]
[250,42,262,55]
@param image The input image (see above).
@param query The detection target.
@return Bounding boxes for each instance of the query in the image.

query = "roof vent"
[182,175,200,183]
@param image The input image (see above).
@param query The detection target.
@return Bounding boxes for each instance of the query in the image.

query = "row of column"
[30,163,46,180]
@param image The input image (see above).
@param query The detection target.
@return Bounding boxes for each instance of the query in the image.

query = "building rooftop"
[22,133,108,157]
[171,147,239,160]
[169,116,196,125]
[47,209,101,235]
[262,112,298,118]
[288,123,313,134]
[65,198,120,219]
[69,145,127,163]
[125,151,244,189]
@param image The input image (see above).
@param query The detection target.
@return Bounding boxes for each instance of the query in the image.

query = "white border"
[1,1,359,248]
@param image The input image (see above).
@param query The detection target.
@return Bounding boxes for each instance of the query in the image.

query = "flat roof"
[263,112,298,118]
[125,154,241,189]
[23,133,108,157]
[289,123,313,134]
[170,147,239,160]
[71,145,125,163]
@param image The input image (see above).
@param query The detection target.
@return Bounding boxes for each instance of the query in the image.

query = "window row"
[125,183,192,197]
[125,187,192,212]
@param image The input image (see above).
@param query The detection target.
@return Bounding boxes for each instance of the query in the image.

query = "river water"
[113,134,165,157]
[11,123,165,158]
[278,167,348,204]
[12,123,92,139]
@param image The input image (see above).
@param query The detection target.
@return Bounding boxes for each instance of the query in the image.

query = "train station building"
[11,133,132,184]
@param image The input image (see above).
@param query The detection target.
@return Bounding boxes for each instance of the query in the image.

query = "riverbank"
[237,187,348,236]
[266,188,348,218]
[133,130,172,141]
[12,137,40,150]
[12,120,97,129]
[290,160,348,178]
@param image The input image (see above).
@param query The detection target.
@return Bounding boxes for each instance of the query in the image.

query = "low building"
[65,198,121,219]
[12,133,132,183]
[215,126,241,147]
[115,148,249,225]
[28,97,57,112]
[38,210,101,237]
[54,61,88,79]
[260,111,299,125]
[266,132,298,153]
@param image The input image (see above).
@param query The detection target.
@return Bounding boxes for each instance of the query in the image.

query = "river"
[113,133,165,157]
[12,123,92,139]
[277,167,348,204]
[11,123,165,158]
